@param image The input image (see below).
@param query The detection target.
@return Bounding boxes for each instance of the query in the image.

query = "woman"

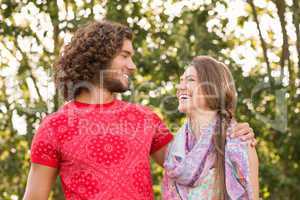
[162,56,259,200]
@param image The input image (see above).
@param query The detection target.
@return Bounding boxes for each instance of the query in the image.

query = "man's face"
[102,39,136,93]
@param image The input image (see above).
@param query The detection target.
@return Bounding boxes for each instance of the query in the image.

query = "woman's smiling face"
[176,66,208,114]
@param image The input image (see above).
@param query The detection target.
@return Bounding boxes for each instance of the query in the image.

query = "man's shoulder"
[39,103,72,128]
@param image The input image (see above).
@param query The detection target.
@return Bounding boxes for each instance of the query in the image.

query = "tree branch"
[12,39,45,103]
[273,0,295,96]
[0,76,14,134]
[1,37,47,108]
[247,0,275,90]
[47,0,61,111]
[292,0,300,79]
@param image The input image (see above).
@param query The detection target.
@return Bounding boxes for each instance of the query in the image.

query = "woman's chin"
[178,106,188,114]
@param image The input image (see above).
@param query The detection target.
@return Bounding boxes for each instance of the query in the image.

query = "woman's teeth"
[179,94,190,100]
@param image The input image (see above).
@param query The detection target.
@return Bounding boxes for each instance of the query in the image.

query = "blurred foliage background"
[0,0,299,199]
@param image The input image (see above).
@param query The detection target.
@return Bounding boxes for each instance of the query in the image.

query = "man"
[23,20,255,200]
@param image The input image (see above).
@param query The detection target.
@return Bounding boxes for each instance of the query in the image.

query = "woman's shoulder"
[225,120,249,150]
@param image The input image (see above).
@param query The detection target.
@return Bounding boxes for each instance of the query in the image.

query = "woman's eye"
[187,78,195,82]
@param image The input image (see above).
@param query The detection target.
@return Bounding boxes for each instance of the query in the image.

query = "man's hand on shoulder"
[231,122,257,147]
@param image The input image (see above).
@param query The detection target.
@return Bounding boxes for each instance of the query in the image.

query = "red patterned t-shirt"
[30,99,173,200]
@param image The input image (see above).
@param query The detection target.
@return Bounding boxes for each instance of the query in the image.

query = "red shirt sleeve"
[150,113,173,154]
[30,115,60,168]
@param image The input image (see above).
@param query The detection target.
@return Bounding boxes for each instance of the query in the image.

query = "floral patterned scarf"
[162,119,253,200]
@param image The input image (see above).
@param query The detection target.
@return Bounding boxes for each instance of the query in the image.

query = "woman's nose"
[176,81,186,90]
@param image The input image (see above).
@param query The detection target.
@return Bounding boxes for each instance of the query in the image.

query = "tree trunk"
[274,0,295,96]
[47,0,61,111]
[292,0,300,80]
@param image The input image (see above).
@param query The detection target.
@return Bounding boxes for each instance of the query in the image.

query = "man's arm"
[151,122,257,166]
[151,146,168,167]
[23,163,58,200]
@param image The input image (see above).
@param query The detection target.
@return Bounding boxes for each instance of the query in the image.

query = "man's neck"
[75,87,115,104]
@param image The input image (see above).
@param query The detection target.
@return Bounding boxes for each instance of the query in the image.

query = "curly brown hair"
[54,20,133,101]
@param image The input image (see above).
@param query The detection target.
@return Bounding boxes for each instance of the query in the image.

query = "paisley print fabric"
[162,119,253,200]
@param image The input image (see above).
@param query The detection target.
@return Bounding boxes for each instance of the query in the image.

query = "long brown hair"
[192,56,237,199]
